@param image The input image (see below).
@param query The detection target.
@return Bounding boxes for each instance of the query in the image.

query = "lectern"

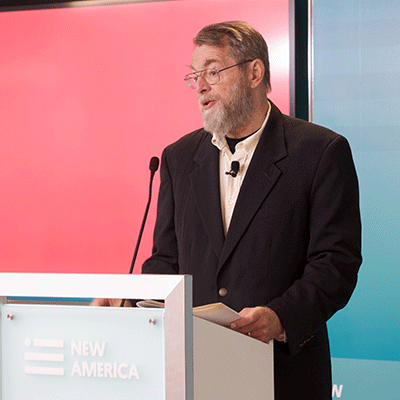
[0,273,273,399]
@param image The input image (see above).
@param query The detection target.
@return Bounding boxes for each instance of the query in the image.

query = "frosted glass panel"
[1,304,165,399]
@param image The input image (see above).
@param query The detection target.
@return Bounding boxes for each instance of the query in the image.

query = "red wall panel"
[0,0,290,273]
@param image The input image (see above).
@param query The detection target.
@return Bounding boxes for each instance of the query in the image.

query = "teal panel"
[314,0,400,362]
[332,358,400,399]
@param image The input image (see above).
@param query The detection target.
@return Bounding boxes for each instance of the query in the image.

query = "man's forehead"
[190,44,234,70]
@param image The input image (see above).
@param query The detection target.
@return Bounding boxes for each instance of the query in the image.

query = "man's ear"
[248,59,265,89]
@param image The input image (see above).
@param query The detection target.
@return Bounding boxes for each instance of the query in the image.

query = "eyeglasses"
[184,59,254,89]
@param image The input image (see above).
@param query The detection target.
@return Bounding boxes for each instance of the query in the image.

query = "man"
[96,21,362,399]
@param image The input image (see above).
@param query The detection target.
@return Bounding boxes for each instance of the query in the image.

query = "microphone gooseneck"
[120,156,159,307]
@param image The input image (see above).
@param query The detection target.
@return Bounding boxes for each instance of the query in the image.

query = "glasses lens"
[204,69,219,85]
[185,74,197,89]
[184,69,220,89]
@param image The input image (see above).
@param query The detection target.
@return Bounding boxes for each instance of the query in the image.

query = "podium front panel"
[1,304,166,399]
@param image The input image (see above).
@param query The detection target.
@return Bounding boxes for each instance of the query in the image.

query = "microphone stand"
[120,157,159,307]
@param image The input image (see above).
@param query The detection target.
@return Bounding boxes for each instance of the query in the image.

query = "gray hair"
[194,21,271,92]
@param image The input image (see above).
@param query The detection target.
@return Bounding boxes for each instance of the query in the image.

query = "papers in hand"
[192,302,241,325]
[136,300,241,326]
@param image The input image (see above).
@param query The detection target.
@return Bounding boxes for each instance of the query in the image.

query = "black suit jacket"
[143,102,362,399]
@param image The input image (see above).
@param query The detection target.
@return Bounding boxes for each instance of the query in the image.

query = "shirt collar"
[211,101,271,153]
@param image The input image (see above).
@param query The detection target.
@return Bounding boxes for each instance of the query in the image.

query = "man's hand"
[90,298,132,307]
[230,306,284,343]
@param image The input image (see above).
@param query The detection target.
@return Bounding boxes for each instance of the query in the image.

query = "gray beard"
[201,78,254,140]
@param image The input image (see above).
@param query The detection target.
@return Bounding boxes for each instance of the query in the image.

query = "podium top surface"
[0,273,188,300]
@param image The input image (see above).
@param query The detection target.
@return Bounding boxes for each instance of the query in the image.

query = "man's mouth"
[201,99,216,110]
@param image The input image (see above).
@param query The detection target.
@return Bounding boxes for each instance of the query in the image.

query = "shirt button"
[219,288,228,297]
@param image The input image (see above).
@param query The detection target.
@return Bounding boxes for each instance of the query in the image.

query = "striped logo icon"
[24,338,65,376]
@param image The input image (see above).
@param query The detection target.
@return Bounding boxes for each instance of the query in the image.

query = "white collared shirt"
[211,104,271,235]
[210,103,287,343]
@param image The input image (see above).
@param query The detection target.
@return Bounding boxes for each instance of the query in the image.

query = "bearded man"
[142,21,362,399]
[96,21,362,399]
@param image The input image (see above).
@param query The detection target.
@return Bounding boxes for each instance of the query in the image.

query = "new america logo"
[23,338,139,380]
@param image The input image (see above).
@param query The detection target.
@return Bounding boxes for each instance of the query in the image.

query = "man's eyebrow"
[187,58,221,71]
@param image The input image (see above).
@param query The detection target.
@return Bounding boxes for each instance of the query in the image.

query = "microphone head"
[231,161,240,171]
[226,161,240,177]
[149,156,160,172]
[231,161,239,177]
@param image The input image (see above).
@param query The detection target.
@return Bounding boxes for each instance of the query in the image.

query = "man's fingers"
[230,306,283,343]
[90,298,131,307]
[231,308,260,330]
[90,298,110,306]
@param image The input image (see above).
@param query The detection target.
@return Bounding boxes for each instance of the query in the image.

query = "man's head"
[193,21,271,92]
[187,21,271,138]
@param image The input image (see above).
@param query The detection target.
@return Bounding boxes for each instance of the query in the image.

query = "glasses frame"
[184,59,255,89]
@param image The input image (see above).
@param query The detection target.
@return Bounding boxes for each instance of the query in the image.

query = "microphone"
[149,156,159,177]
[225,161,240,177]
[120,156,159,307]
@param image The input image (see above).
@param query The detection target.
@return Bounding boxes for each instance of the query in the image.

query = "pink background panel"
[0,0,290,274]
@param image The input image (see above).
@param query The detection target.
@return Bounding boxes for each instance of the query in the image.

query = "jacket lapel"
[189,135,225,258]
[218,103,288,271]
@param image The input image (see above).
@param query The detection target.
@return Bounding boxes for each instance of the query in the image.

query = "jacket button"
[218,288,228,297]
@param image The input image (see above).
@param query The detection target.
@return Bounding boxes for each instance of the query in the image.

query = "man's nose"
[196,75,211,94]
